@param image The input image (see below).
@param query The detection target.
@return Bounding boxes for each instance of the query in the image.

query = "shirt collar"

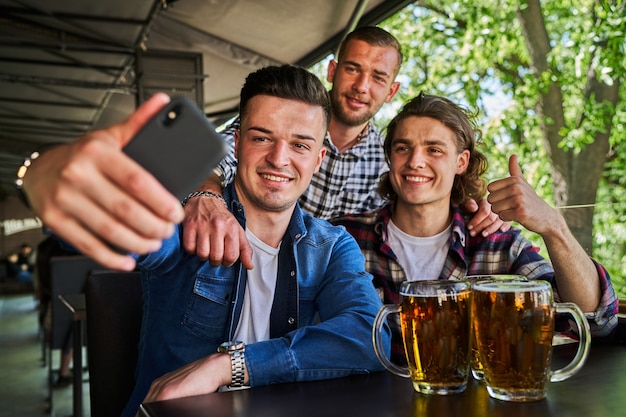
[223,182,307,244]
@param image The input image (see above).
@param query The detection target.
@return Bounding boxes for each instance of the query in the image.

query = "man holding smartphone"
[20,65,390,417]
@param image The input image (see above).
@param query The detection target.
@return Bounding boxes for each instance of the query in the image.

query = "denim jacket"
[122,183,390,417]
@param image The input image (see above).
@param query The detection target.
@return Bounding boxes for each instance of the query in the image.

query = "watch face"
[219,341,245,352]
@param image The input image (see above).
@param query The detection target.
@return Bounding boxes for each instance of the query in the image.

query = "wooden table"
[58,293,86,417]
[138,336,626,417]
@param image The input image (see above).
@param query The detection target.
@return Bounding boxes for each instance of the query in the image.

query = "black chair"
[85,270,143,417]
[47,255,102,413]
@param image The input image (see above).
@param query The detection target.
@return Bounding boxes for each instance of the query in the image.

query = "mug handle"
[550,302,591,382]
[372,304,410,378]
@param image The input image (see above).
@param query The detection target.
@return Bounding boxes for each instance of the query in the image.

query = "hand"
[487,155,558,235]
[462,198,511,237]
[22,93,184,271]
[143,353,232,404]
[182,183,254,270]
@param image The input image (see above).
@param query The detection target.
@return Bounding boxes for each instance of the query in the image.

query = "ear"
[385,81,401,103]
[456,149,470,175]
[234,129,240,159]
[314,146,327,174]
[327,59,338,83]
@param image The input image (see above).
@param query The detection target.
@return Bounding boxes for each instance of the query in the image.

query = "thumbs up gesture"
[487,155,559,235]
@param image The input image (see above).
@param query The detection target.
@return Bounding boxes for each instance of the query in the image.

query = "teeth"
[405,176,429,183]
[261,174,290,182]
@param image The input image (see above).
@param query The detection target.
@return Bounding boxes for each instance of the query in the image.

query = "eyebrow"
[392,137,451,147]
[247,126,318,142]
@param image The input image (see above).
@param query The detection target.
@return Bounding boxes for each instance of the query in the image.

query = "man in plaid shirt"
[330,93,618,364]
[182,27,505,268]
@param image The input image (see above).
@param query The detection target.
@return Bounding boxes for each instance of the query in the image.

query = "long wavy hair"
[378,92,488,206]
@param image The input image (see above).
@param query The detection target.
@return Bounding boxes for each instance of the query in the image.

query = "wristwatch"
[217,341,246,387]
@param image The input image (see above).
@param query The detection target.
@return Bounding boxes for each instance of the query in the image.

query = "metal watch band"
[218,341,246,388]
[230,349,245,387]
[181,190,227,207]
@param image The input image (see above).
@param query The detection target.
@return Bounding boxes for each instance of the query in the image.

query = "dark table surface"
[139,334,626,417]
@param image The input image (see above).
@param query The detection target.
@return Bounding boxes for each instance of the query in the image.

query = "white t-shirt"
[387,219,451,281]
[233,229,280,343]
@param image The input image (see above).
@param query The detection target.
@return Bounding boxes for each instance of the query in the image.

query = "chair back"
[49,255,103,350]
[85,270,143,417]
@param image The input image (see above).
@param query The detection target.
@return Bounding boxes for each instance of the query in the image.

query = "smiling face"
[234,95,327,214]
[327,39,400,127]
[388,116,469,213]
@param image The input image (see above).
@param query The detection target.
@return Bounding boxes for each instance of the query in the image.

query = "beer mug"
[464,274,527,381]
[372,280,472,395]
[472,280,590,402]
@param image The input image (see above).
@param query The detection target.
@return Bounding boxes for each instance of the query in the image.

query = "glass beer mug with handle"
[472,280,590,402]
[464,274,528,381]
[372,280,472,395]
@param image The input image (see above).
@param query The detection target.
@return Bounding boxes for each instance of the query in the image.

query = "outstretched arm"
[487,155,601,311]
[22,93,183,271]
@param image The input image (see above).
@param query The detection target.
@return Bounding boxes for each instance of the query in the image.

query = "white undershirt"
[387,219,451,281]
[233,229,280,343]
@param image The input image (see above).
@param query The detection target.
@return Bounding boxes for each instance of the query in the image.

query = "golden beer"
[472,281,555,401]
[470,324,484,379]
[464,275,528,381]
[400,286,472,394]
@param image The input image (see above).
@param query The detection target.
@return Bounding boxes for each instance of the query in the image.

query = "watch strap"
[230,349,245,387]
[218,341,246,388]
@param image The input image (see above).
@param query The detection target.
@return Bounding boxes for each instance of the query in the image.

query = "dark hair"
[337,26,403,76]
[239,64,331,129]
[378,92,488,205]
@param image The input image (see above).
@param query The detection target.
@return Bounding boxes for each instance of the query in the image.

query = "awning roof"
[0,0,412,197]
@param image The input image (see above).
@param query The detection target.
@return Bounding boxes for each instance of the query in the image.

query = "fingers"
[499,221,512,232]
[470,213,507,237]
[108,93,171,148]
[182,195,254,269]
[22,122,182,261]
[237,229,254,270]
[467,210,505,237]
[93,141,184,227]
[465,198,507,237]
[64,139,182,239]
[37,205,140,271]
[460,198,479,214]
[508,154,524,178]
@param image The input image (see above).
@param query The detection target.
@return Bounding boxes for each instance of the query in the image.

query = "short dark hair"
[337,26,403,76]
[239,65,331,129]
[378,92,488,205]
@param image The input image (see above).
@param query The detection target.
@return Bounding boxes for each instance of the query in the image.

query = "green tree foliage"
[378,0,626,297]
[342,1,626,297]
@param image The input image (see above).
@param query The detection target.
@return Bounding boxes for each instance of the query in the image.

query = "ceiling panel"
[0,0,412,198]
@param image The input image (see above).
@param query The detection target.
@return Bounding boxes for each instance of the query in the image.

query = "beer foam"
[473,280,550,293]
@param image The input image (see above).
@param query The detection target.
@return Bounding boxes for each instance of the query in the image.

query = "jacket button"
[290,271,295,277]
[288,317,295,325]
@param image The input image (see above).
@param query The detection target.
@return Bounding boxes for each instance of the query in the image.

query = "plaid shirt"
[332,203,619,364]
[214,117,387,219]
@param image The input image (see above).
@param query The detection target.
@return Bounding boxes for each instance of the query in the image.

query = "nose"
[352,72,369,93]
[407,149,426,169]
[266,140,290,167]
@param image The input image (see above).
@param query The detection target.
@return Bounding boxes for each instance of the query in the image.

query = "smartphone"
[123,95,227,201]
